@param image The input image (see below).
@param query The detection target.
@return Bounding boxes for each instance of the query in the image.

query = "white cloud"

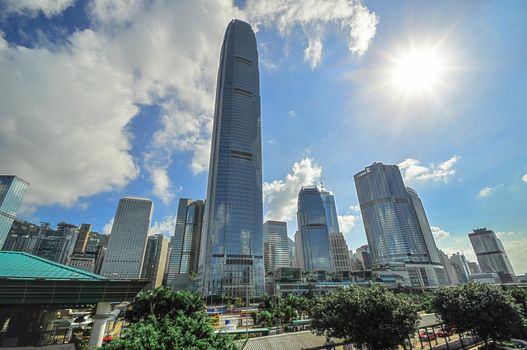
[398,155,460,183]
[478,184,503,198]
[338,214,358,235]
[102,218,114,235]
[245,0,378,67]
[149,215,176,237]
[263,157,322,221]
[0,30,139,207]
[502,238,527,275]
[2,0,74,17]
[288,110,297,118]
[1,0,378,206]
[496,231,515,239]
[439,246,476,262]
[431,226,450,241]
[522,174,527,183]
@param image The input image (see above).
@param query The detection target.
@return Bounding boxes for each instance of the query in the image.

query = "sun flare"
[390,47,447,95]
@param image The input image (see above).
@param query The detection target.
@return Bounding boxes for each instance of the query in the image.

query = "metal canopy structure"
[0,251,148,305]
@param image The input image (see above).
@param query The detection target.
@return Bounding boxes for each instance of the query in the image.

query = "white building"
[101,197,153,279]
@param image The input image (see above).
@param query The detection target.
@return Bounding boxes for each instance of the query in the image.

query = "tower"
[199,20,264,298]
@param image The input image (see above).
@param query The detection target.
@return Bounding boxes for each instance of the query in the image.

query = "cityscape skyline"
[0,1,526,275]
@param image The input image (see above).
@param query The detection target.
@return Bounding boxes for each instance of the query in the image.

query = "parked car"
[437,327,455,337]
[419,331,437,341]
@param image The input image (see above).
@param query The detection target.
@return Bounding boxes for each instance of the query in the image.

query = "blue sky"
[1,0,526,273]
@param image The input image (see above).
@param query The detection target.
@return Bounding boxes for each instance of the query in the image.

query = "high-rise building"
[288,237,296,268]
[354,163,446,287]
[297,186,350,273]
[467,261,482,275]
[142,234,170,288]
[263,221,290,274]
[449,252,470,284]
[469,228,516,283]
[438,250,458,285]
[74,223,92,255]
[101,197,153,279]
[0,176,29,248]
[166,198,204,290]
[294,230,304,270]
[55,222,79,264]
[199,20,264,298]
[356,244,372,270]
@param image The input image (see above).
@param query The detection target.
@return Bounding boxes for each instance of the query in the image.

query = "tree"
[100,315,235,350]
[311,284,419,350]
[125,287,204,323]
[432,283,527,344]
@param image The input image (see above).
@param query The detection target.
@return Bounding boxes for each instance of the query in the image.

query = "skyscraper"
[74,223,92,255]
[297,186,350,273]
[263,220,290,274]
[199,20,264,298]
[0,176,29,248]
[469,228,515,283]
[166,198,204,290]
[142,234,170,288]
[354,163,446,287]
[101,197,153,279]
[294,230,305,270]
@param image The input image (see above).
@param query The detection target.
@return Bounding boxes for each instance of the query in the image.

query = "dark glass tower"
[199,20,264,298]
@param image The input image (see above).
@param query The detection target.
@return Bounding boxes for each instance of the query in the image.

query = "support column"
[88,302,112,349]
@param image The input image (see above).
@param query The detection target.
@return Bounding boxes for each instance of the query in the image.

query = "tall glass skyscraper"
[263,220,290,274]
[354,163,446,287]
[469,227,515,283]
[100,197,153,279]
[199,20,264,298]
[0,176,29,248]
[297,186,350,273]
[166,198,204,290]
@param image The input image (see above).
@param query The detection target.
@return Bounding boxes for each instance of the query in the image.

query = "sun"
[389,47,447,95]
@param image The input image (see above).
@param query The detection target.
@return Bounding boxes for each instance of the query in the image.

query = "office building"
[73,223,91,255]
[354,163,446,287]
[438,250,458,285]
[356,244,372,270]
[449,252,470,284]
[55,222,78,264]
[263,220,290,274]
[294,230,305,270]
[199,20,264,298]
[142,234,170,288]
[166,198,204,290]
[468,261,482,275]
[101,197,153,279]
[469,228,516,283]
[288,237,296,267]
[0,176,29,248]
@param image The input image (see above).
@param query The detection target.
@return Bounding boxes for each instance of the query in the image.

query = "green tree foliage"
[125,287,204,323]
[432,283,527,342]
[100,287,239,350]
[100,315,234,350]
[311,285,419,350]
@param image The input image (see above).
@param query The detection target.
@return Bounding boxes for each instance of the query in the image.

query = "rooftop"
[0,251,106,281]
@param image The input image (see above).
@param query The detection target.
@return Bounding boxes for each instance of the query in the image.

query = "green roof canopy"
[0,251,105,280]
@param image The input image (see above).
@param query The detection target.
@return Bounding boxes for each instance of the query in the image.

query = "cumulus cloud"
[439,246,476,262]
[1,0,74,17]
[288,110,297,118]
[263,157,322,221]
[478,184,503,198]
[0,31,139,207]
[502,238,527,275]
[102,218,114,235]
[522,174,527,183]
[431,226,450,241]
[245,0,378,67]
[149,215,176,237]
[1,0,378,206]
[398,155,460,183]
[338,214,358,235]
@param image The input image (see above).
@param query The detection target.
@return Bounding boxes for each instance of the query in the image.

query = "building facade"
[199,20,264,298]
[263,221,290,274]
[101,197,153,279]
[0,176,29,248]
[166,198,204,290]
[354,163,446,288]
[468,228,515,283]
[141,234,170,288]
[73,223,91,255]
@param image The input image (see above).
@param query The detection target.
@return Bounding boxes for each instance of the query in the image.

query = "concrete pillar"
[88,302,112,349]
